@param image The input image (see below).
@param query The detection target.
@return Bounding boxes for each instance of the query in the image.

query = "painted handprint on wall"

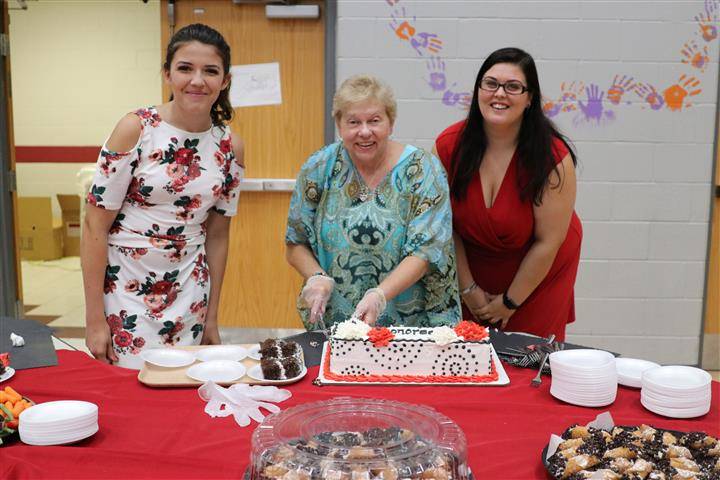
[385,0,400,5]
[410,32,443,56]
[442,85,472,109]
[681,41,710,72]
[426,57,447,92]
[575,84,614,124]
[542,81,585,118]
[389,7,416,40]
[663,75,701,111]
[694,10,718,42]
[634,83,665,111]
[607,75,636,105]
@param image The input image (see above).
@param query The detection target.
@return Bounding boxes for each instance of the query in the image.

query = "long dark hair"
[163,23,233,127]
[450,47,576,205]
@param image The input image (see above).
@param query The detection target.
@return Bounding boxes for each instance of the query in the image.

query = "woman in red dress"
[434,47,582,341]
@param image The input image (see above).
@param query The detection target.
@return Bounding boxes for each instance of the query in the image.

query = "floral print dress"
[87,107,243,369]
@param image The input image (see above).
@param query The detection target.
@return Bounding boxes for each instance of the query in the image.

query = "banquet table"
[1,350,718,479]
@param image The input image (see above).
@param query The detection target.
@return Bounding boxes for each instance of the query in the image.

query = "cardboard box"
[57,194,81,257]
[17,197,64,261]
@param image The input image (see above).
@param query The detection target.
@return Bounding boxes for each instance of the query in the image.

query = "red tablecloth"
[1,350,718,479]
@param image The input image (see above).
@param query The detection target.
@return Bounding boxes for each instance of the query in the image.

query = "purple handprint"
[634,83,665,111]
[426,57,447,92]
[442,84,472,109]
[410,32,443,56]
[578,84,605,122]
[385,0,400,5]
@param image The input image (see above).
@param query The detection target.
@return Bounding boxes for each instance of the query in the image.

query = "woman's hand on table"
[200,322,221,345]
[300,275,335,324]
[85,318,118,364]
[477,294,514,329]
[353,288,387,326]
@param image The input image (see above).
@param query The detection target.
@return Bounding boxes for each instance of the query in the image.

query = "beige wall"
[11,0,162,216]
[10,0,162,146]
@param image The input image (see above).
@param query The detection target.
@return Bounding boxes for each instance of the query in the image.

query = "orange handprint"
[694,11,718,42]
[663,75,701,111]
[681,41,710,72]
[389,7,416,40]
[542,81,585,117]
[607,75,636,105]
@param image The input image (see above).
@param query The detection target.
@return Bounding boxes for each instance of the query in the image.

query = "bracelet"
[310,271,327,278]
[460,282,478,296]
[502,292,520,310]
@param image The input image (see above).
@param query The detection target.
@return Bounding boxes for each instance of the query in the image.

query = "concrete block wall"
[337,0,719,364]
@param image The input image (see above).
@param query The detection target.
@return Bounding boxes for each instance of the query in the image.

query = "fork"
[530,334,555,387]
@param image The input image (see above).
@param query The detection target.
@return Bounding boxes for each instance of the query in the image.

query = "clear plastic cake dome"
[250,397,470,479]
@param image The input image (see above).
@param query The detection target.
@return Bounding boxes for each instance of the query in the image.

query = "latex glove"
[300,275,335,324]
[353,288,387,326]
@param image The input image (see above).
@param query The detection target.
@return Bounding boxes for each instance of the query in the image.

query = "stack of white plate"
[641,366,712,418]
[549,349,617,407]
[615,358,660,388]
[19,400,99,446]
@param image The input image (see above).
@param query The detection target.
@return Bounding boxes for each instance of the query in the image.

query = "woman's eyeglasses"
[480,77,529,95]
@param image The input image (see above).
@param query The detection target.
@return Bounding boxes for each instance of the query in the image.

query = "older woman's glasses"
[480,77,528,95]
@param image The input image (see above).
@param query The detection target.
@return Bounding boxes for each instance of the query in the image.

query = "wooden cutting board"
[137,344,306,388]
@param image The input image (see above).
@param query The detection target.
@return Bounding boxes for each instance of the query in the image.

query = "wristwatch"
[502,292,520,310]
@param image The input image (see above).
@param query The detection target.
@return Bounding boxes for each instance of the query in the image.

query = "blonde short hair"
[332,74,397,124]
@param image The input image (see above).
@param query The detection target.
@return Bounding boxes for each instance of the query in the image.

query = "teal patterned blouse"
[286,142,461,330]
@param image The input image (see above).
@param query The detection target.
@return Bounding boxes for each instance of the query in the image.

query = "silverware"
[530,334,555,387]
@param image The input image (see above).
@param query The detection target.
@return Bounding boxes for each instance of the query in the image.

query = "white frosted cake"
[323,319,498,383]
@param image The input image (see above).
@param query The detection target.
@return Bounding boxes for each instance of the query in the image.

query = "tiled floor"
[20,257,720,382]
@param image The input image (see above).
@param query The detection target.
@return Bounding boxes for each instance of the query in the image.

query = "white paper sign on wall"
[229,62,282,108]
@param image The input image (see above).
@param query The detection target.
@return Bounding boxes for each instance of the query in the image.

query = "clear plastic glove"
[353,288,387,326]
[300,275,335,324]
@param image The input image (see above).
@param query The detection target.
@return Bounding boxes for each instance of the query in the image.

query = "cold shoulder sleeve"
[86,135,142,210]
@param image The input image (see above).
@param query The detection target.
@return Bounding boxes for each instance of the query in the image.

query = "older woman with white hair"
[286,74,461,329]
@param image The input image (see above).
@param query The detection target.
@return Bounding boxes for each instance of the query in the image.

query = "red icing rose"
[367,327,394,347]
[454,320,488,341]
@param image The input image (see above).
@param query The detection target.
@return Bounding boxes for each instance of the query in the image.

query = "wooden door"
[3,0,22,312]
[160,1,325,328]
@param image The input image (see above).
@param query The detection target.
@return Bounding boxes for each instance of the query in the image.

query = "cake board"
[316,342,510,386]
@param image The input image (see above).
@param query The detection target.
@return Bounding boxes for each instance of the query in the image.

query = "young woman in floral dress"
[81,24,244,369]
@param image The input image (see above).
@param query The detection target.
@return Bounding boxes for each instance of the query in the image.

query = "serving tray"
[137,345,304,388]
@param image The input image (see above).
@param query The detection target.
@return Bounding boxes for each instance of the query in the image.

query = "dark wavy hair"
[163,23,233,127]
[450,47,576,205]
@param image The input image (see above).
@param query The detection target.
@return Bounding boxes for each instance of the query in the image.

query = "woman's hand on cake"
[477,294,514,329]
[353,288,387,326]
[300,275,335,324]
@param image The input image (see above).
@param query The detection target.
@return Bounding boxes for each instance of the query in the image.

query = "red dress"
[436,121,582,341]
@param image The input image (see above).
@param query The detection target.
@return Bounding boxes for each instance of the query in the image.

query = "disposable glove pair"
[300,275,386,325]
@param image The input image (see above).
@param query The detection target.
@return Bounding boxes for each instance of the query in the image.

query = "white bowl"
[642,366,711,391]
[140,348,196,368]
[20,424,99,446]
[246,344,262,361]
[19,401,98,426]
[615,358,660,388]
[246,364,307,383]
[549,349,615,370]
[195,345,247,362]
[186,360,246,383]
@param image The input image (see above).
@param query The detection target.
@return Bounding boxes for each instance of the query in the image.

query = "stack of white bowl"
[549,349,617,407]
[19,400,99,446]
[641,366,712,418]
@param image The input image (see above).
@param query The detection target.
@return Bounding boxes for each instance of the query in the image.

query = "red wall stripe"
[16,146,100,163]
